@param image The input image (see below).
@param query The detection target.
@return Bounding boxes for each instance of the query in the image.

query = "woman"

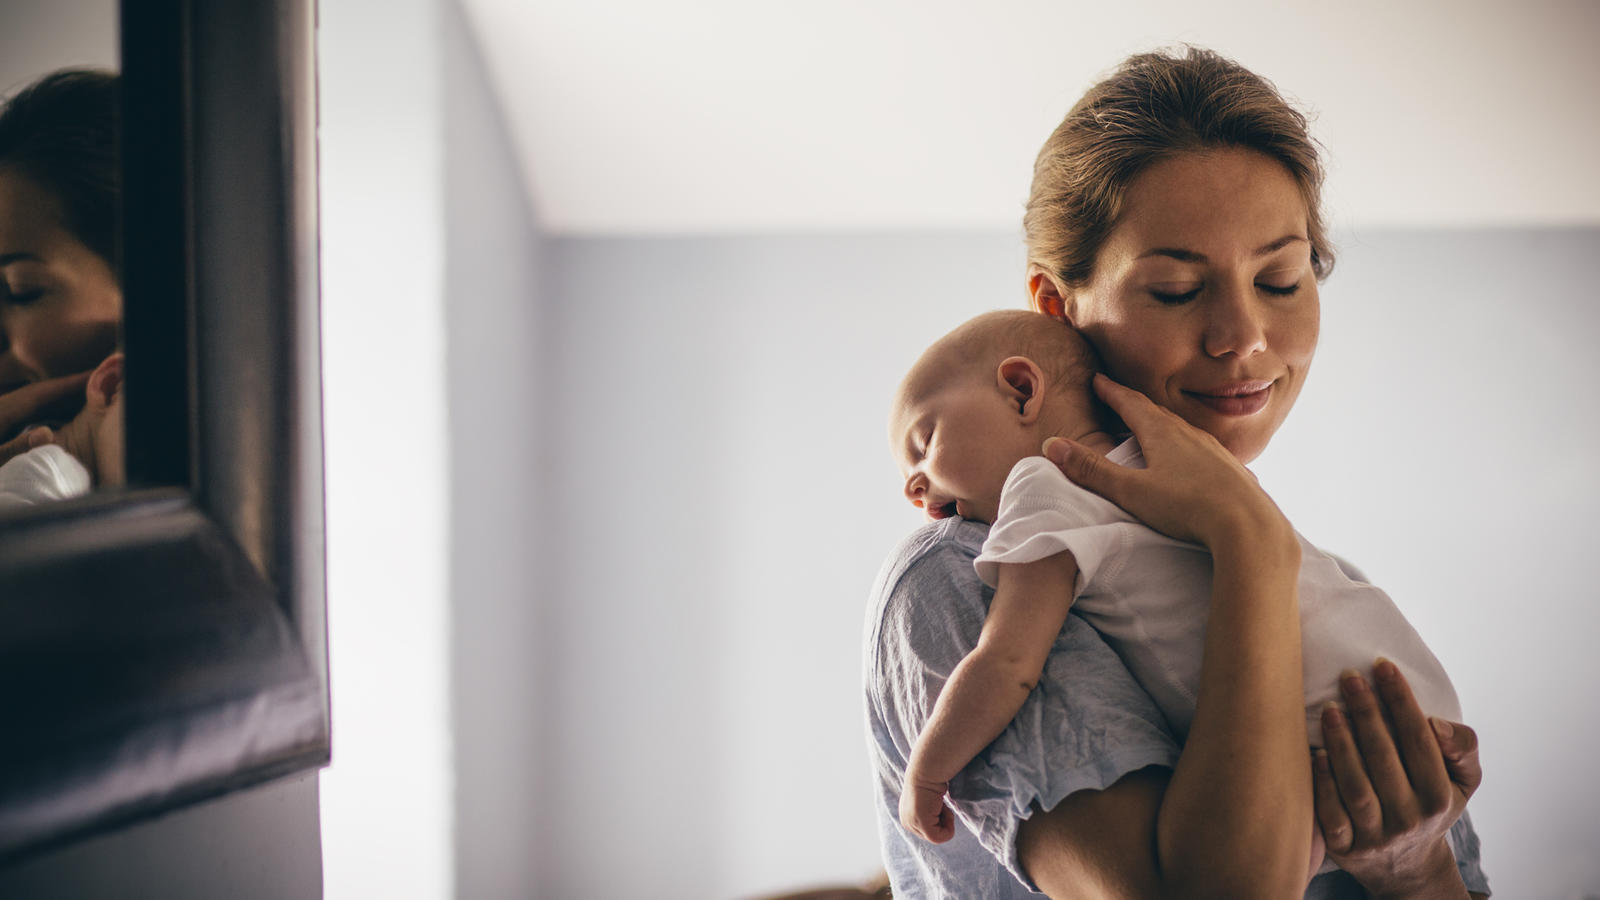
[0,69,122,467]
[865,47,1487,898]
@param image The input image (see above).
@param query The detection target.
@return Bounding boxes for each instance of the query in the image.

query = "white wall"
[544,228,1600,898]
[543,234,1027,899]
[0,0,116,95]
[319,0,551,897]
[1253,227,1600,896]
[442,0,549,895]
[318,0,453,897]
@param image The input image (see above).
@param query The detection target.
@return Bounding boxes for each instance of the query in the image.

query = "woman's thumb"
[1042,437,1121,500]
[1430,718,1483,795]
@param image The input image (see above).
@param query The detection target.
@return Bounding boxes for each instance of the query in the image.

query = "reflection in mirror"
[0,55,123,510]
[0,0,329,870]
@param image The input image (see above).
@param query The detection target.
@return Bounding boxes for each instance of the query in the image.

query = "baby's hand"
[898,776,956,843]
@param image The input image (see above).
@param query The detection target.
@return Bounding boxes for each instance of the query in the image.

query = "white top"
[974,440,1462,745]
[0,444,93,511]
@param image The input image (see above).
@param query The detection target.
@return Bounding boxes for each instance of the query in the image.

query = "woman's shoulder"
[863,515,1153,704]
[863,518,995,751]
[865,518,990,651]
[872,517,987,588]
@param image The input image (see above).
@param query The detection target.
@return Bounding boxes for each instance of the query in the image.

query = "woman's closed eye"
[1149,285,1201,304]
[1,277,45,305]
[2,288,43,305]
[1256,281,1300,296]
[1148,281,1302,304]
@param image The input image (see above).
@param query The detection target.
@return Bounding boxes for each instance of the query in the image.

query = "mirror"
[0,1,122,513]
[0,0,328,863]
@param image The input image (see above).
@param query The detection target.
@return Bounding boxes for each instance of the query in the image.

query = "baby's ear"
[85,353,125,411]
[995,356,1045,423]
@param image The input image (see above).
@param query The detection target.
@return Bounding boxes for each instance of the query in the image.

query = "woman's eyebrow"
[1252,234,1309,257]
[1135,235,1309,263]
[0,252,41,267]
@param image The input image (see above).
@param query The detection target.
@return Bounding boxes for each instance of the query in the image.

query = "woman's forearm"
[1155,516,1311,898]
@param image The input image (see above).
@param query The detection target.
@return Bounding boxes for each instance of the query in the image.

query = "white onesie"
[973,439,1462,746]
[0,443,92,511]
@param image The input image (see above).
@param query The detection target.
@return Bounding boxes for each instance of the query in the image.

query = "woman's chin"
[1196,419,1267,461]
[1170,398,1286,465]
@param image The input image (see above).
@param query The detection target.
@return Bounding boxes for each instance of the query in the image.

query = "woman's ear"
[996,356,1046,424]
[1027,266,1071,323]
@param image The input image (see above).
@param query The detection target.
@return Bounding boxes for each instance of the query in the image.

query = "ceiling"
[459,0,1600,235]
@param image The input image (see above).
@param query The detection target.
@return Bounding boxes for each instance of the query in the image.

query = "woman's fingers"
[1042,435,1129,502]
[1430,717,1482,802]
[1312,749,1354,855]
[0,372,91,429]
[1088,372,1168,428]
[1049,372,1292,552]
[0,431,31,467]
[1338,668,1423,829]
[1320,703,1383,838]
[1372,660,1454,817]
[0,374,91,467]
[1315,667,1476,882]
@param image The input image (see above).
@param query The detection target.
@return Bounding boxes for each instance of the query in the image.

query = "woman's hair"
[0,69,120,270]
[1025,46,1333,291]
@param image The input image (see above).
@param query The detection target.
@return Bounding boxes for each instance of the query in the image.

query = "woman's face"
[1049,148,1320,464]
[0,169,121,391]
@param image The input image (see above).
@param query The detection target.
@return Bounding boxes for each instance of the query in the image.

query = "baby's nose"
[904,474,927,508]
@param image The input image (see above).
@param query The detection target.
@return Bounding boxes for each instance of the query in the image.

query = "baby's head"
[889,310,1115,523]
[28,352,124,486]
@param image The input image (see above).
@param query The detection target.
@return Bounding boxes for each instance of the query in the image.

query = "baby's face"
[889,373,1041,525]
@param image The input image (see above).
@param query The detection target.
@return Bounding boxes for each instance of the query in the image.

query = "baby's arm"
[898,549,1079,843]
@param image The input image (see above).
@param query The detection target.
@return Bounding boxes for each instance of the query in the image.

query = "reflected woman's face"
[1063,148,1320,465]
[0,168,121,390]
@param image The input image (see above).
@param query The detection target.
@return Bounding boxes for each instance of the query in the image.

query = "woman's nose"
[1203,284,1268,359]
[0,337,28,390]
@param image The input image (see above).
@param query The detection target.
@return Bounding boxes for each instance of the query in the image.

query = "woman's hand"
[0,372,91,466]
[1042,373,1291,551]
[1046,373,1312,897]
[1315,659,1482,899]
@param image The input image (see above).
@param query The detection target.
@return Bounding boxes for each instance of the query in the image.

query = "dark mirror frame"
[0,0,328,862]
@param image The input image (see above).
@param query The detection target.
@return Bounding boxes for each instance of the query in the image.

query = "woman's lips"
[1184,381,1274,416]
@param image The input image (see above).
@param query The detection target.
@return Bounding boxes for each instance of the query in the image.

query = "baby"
[0,352,124,509]
[887,310,1460,876]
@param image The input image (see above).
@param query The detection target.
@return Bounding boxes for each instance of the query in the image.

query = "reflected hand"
[0,372,92,466]
[1041,373,1289,550]
[1314,659,1480,895]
